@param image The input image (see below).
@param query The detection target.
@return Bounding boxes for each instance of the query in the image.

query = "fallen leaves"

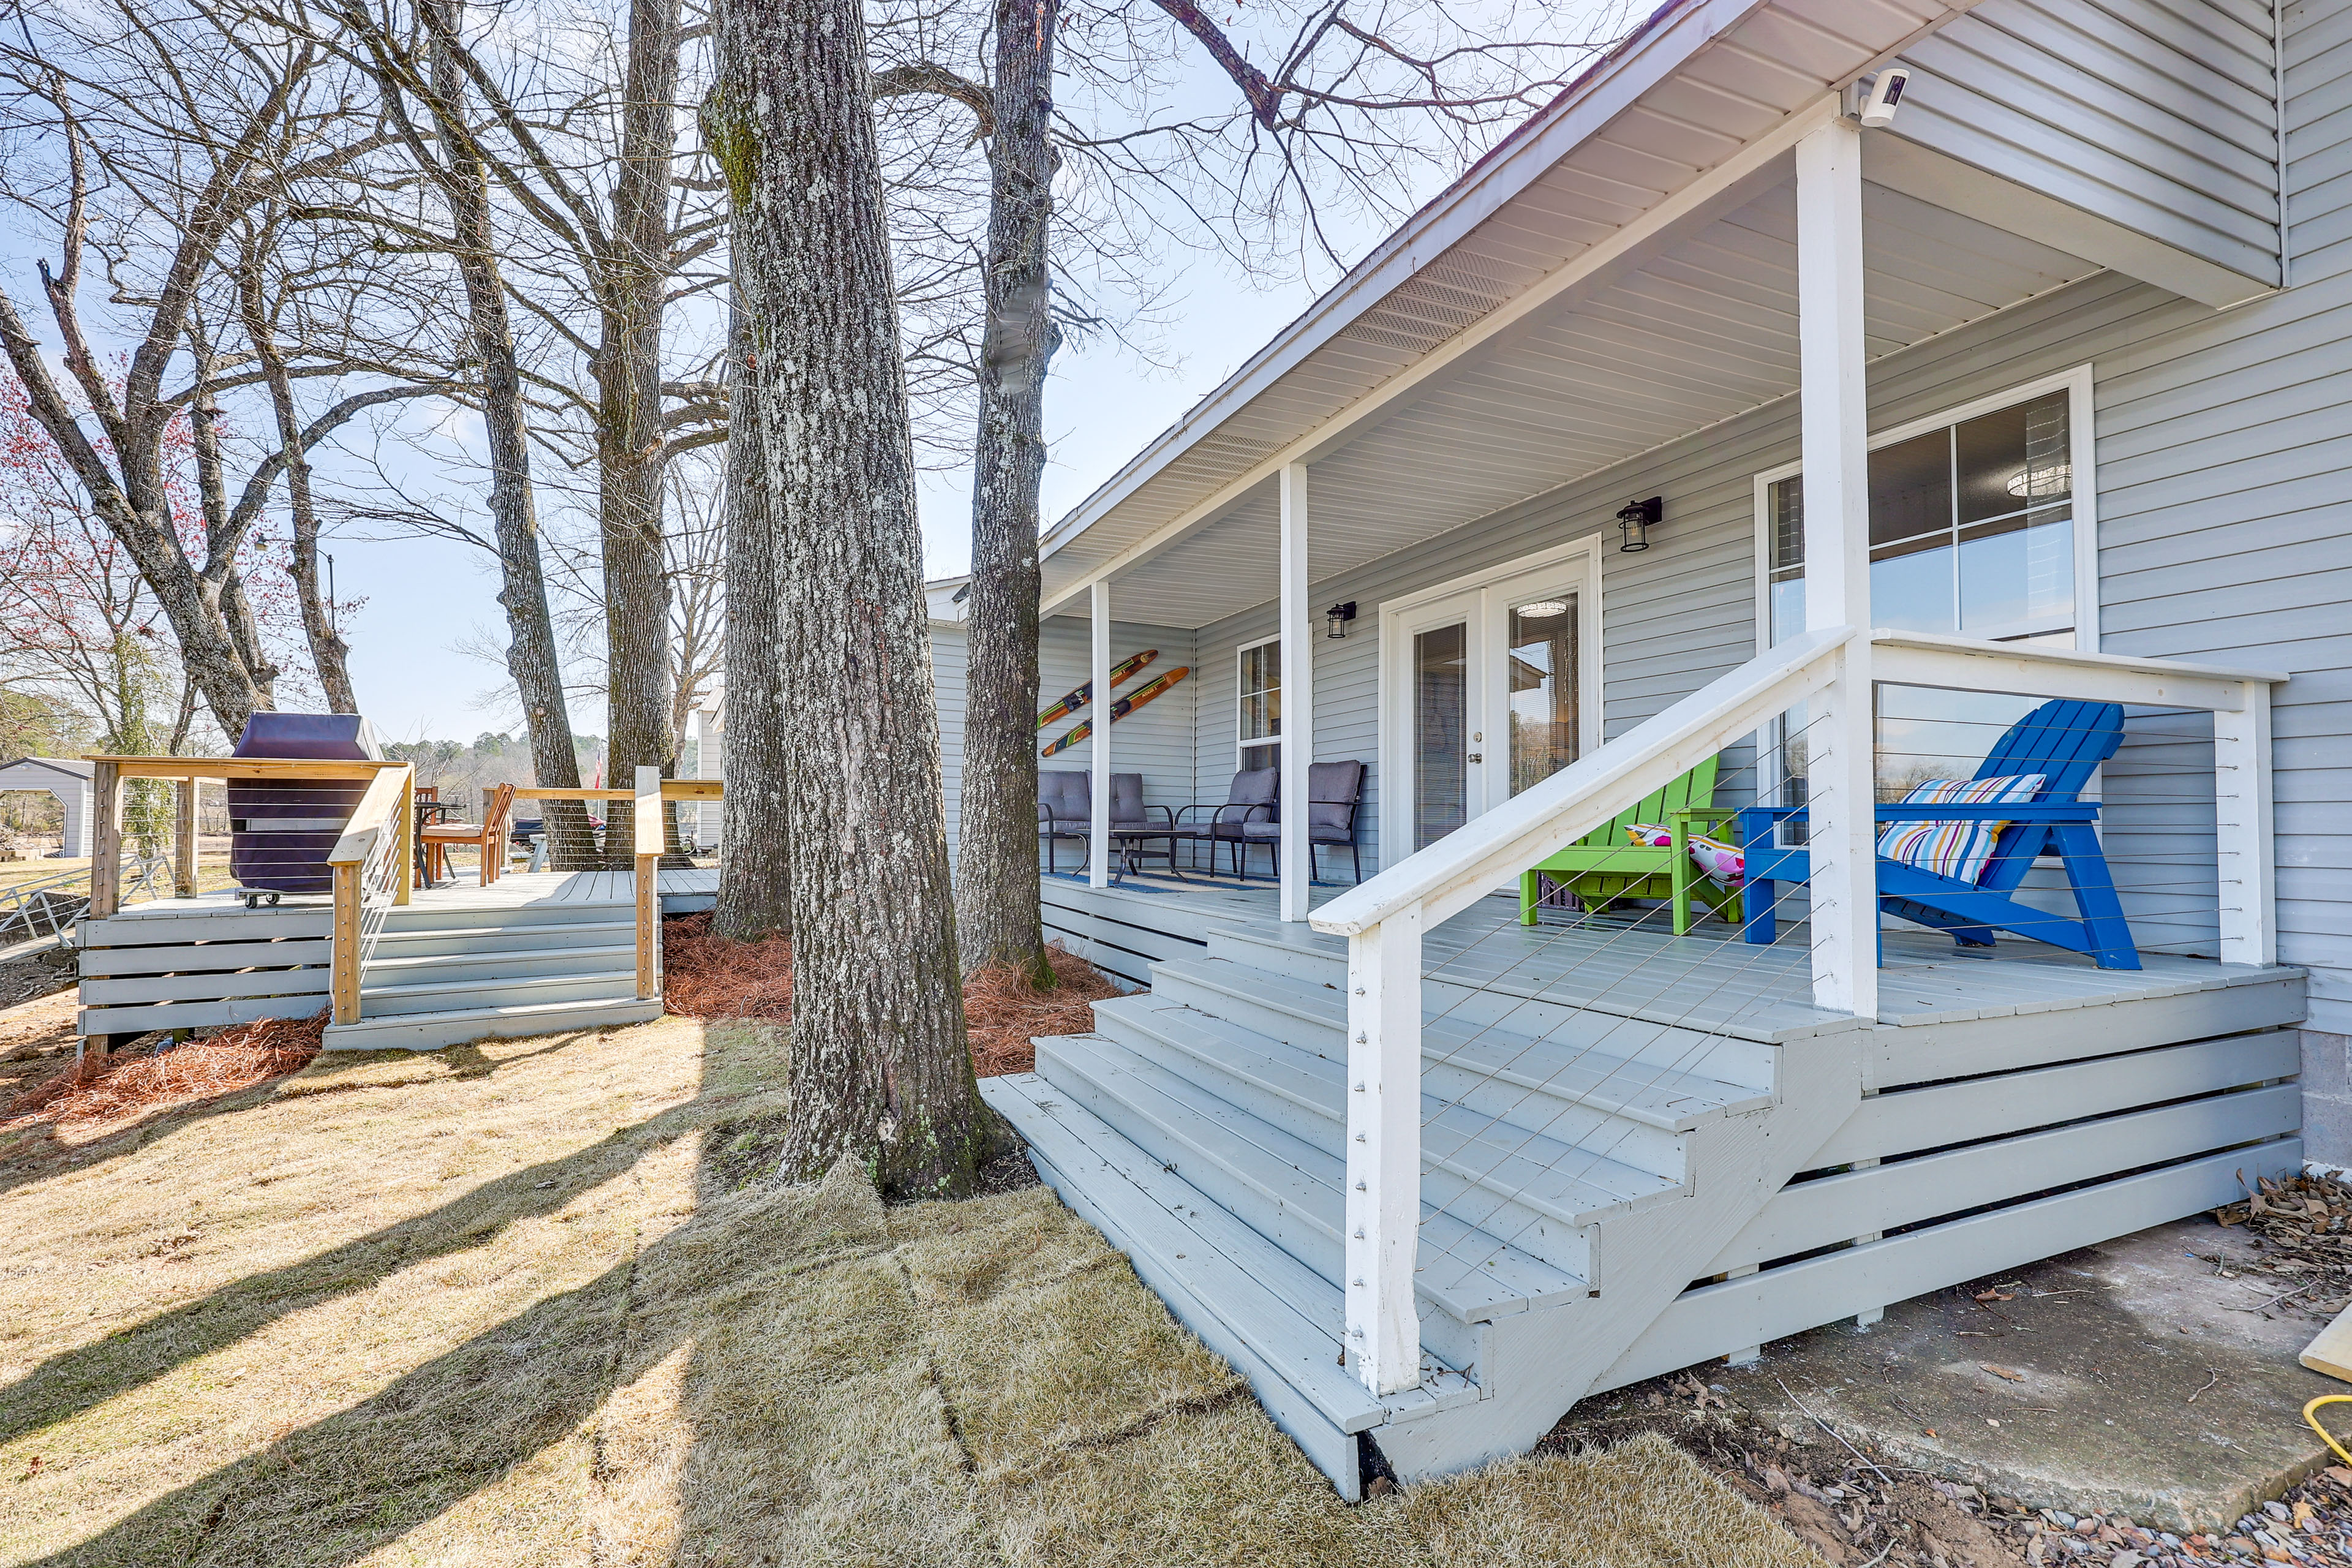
[1978,1362,2026,1382]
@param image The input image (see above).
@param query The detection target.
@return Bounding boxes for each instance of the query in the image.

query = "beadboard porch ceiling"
[1082,175,2098,630]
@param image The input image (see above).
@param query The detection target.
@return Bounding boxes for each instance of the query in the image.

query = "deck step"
[369,917,634,958]
[322,994,662,1051]
[982,1069,1488,1497]
[1038,1031,1589,1345]
[360,942,639,986]
[379,899,635,935]
[1142,957,1765,1181]
[1083,995,1683,1273]
[353,968,641,1016]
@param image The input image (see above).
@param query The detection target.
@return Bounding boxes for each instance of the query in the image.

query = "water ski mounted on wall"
[1036,650,1158,730]
[1040,666,1189,758]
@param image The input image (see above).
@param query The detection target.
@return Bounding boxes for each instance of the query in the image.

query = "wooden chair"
[1518,756,1739,933]
[1738,698,2138,969]
[420,782,517,888]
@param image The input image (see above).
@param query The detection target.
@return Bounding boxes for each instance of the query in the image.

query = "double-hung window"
[1238,636,1280,771]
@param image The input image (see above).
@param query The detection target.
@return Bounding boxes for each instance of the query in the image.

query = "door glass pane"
[1507,592,1579,796]
[1413,622,1468,851]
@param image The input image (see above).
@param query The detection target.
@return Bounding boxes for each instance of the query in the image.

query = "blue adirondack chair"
[1737,698,2139,970]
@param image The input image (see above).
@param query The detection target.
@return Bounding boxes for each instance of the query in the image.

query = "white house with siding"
[927,0,2341,1497]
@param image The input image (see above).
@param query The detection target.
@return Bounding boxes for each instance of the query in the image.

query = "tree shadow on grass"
[13,1125,905,1566]
[0,1028,757,1452]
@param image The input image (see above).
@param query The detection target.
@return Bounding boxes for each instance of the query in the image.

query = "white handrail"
[1312,626,1861,940]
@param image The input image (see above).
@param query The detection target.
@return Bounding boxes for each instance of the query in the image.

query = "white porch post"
[1796,118,1879,1020]
[1346,901,1423,1393]
[1090,579,1112,888]
[2214,677,2277,966]
[1280,462,1313,922]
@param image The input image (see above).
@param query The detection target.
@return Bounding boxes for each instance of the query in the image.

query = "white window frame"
[1236,631,1281,767]
[1751,364,2100,653]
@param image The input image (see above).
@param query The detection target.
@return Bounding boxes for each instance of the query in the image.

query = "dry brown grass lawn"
[0,1013,1825,1567]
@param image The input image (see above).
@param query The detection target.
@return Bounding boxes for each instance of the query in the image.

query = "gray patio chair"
[1171,766,1280,879]
[1038,771,1090,874]
[1237,760,1366,884]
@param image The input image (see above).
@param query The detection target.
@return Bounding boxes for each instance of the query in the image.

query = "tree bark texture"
[707,0,1006,1197]
[238,256,358,712]
[956,0,1060,986]
[594,0,683,869]
[426,0,590,861]
[708,300,792,940]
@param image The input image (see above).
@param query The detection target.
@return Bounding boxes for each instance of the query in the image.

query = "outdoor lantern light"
[1325,601,1358,639]
[1617,496,1662,552]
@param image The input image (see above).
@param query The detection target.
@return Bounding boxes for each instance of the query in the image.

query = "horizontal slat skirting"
[80,969,329,1006]
[1039,902,1207,965]
[1868,973,2308,1087]
[1819,1029,2299,1165]
[1709,1082,2299,1274]
[81,910,334,946]
[1041,926,1156,989]
[80,938,334,976]
[1605,1140,2303,1395]
[78,996,332,1035]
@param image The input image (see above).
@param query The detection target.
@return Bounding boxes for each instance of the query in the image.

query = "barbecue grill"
[227,713,383,895]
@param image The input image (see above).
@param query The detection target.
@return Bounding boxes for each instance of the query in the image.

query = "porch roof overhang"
[1031,0,2270,633]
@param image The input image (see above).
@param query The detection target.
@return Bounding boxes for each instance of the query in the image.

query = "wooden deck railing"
[515,771,712,1001]
[325,765,417,1025]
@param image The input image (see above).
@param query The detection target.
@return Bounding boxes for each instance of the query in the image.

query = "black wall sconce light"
[1617,496,1662,553]
[1324,601,1358,639]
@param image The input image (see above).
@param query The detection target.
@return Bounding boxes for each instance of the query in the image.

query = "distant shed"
[0,756,94,858]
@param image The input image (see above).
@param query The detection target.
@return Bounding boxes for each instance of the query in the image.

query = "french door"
[1381,540,1602,859]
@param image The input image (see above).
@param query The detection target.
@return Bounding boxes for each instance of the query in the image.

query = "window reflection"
[1768,388,2075,644]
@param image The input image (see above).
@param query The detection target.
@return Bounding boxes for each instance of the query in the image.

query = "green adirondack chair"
[1518,755,1743,933]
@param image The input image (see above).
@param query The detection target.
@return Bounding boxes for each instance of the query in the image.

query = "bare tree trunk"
[956,0,1060,986]
[187,324,279,714]
[239,252,358,712]
[708,0,1006,1196]
[595,0,683,869]
[426,0,589,861]
[707,301,792,938]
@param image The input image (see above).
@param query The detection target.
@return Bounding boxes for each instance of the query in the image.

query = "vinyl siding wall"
[1893,0,2284,286]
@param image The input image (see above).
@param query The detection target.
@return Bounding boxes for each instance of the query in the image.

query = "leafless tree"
[0,4,438,740]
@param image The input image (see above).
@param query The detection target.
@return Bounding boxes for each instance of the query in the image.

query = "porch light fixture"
[1617,496,1662,553]
[1325,601,1358,639]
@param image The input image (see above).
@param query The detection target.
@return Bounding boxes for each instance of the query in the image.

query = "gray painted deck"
[994,873,2307,1496]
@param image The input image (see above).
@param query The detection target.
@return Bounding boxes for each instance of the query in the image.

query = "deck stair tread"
[1042,1030,1591,1319]
[982,1069,1482,1435]
[361,943,638,982]
[323,993,661,1050]
[1145,956,1770,1129]
[1200,921,1855,1043]
[1093,990,1685,1225]
[355,968,639,1011]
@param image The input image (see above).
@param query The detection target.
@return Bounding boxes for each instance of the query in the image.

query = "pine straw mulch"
[2,1010,326,1134]
[2209,1168,2352,1321]
[660,912,1123,1077]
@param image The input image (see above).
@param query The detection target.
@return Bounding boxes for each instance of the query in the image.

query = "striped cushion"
[1877,773,2048,886]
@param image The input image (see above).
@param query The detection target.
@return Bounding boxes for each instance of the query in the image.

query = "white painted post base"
[1725,1262,1761,1365]
[1854,1302,1885,1331]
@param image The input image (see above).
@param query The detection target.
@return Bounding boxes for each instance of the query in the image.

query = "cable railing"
[1307,627,2285,1400]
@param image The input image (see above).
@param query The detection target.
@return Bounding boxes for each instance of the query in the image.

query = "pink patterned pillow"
[1877,774,2047,886]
